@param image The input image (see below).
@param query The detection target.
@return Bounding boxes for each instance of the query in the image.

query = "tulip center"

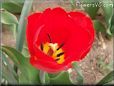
[39,42,65,64]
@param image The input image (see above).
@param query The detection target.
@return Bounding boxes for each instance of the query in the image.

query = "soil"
[79,34,113,84]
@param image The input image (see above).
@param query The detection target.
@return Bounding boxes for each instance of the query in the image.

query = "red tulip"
[26,7,95,73]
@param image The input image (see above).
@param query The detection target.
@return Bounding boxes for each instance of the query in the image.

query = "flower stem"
[39,70,46,84]
[15,0,33,77]
[16,0,33,52]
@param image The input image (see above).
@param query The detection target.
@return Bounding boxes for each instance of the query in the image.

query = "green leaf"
[1,46,40,84]
[110,25,114,35]
[2,2,23,14]
[79,0,96,3]
[111,13,114,26]
[0,51,18,84]
[97,70,114,85]
[16,0,33,52]
[22,46,30,57]
[70,0,76,10]
[2,63,18,84]
[50,72,72,85]
[2,2,22,13]
[79,0,99,19]
[1,10,18,25]
[39,71,50,84]
[1,10,18,38]
[19,58,40,84]
[100,0,113,29]
[4,0,25,3]
[1,51,17,78]
[72,62,84,84]
[84,6,99,19]
[93,20,106,32]
[110,13,114,35]
[1,46,26,65]
[48,72,60,78]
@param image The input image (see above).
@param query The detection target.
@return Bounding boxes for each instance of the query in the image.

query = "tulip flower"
[26,7,95,73]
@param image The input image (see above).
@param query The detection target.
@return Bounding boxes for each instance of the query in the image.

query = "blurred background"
[1,0,114,84]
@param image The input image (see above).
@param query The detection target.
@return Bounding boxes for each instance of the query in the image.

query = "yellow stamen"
[40,42,65,64]
[43,43,50,54]
[52,47,64,64]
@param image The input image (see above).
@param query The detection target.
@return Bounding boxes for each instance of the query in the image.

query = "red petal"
[63,11,95,63]
[30,56,66,73]
[26,7,95,73]
[26,8,52,55]
[26,13,41,54]
[34,7,70,46]
[68,11,95,43]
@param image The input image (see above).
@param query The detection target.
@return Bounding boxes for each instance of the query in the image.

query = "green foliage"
[3,0,24,13]
[1,46,40,84]
[2,3,22,14]
[1,9,18,38]
[16,0,33,52]
[97,70,114,85]
[0,51,18,84]
[22,46,30,57]
[93,20,106,32]
[39,71,72,85]
[100,0,114,36]
[78,0,99,19]
[84,6,99,19]
[96,57,113,75]
[110,25,114,35]
[72,62,84,84]
[70,0,76,10]
[1,10,18,24]
[48,72,60,78]
[100,0,113,26]
[110,13,114,35]
[39,71,50,84]
[50,72,72,85]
